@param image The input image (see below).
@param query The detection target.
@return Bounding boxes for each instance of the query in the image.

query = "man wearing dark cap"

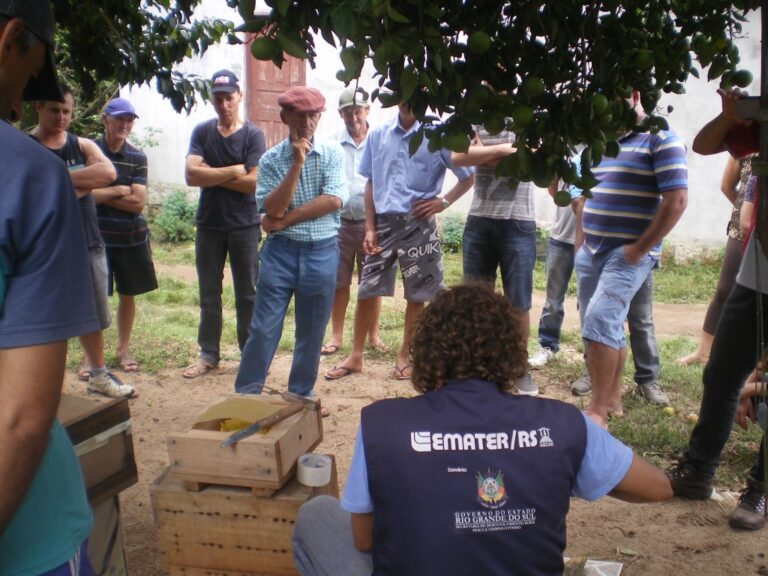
[93,97,158,373]
[321,87,384,357]
[183,69,267,378]
[234,86,346,408]
[0,1,100,573]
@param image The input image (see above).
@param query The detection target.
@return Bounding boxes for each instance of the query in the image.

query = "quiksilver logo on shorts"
[410,429,553,453]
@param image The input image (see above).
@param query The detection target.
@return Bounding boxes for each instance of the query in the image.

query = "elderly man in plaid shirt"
[235,87,347,405]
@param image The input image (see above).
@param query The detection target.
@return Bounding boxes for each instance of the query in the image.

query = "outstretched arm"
[692,87,749,155]
[609,454,673,503]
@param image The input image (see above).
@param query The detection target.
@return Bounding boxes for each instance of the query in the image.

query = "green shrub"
[152,189,196,243]
[439,212,465,253]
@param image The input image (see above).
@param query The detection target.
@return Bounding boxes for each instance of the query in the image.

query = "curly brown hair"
[410,284,528,393]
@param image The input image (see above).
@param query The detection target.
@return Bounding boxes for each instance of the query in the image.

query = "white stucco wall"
[125,3,762,249]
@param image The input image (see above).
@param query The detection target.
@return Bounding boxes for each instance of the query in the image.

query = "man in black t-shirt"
[93,97,158,374]
[183,69,267,378]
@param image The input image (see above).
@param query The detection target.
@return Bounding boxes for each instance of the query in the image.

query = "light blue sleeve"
[322,143,348,205]
[341,426,374,514]
[357,134,373,180]
[443,147,475,181]
[571,413,634,501]
[255,152,280,212]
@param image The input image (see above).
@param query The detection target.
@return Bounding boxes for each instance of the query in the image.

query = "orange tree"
[232,0,758,190]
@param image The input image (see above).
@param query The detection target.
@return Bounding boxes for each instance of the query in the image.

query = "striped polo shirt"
[582,129,687,256]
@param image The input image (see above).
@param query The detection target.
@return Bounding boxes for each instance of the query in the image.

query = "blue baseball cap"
[103,97,138,118]
[211,69,240,94]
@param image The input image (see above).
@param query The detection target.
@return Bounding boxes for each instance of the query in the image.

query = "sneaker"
[667,457,714,500]
[636,381,670,406]
[514,373,539,397]
[570,373,592,396]
[729,479,767,530]
[88,371,136,398]
[528,346,555,368]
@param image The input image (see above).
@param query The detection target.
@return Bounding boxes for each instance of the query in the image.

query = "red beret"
[277,86,326,113]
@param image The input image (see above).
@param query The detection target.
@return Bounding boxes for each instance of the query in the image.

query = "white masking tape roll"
[297,453,332,487]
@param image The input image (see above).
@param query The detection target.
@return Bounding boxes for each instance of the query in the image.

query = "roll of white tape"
[297,453,332,487]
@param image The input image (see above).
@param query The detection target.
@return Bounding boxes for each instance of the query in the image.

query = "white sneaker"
[528,347,555,368]
[88,371,136,398]
[514,373,539,397]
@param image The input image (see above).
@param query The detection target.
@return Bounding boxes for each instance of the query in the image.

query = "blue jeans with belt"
[538,238,576,352]
[235,234,339,398]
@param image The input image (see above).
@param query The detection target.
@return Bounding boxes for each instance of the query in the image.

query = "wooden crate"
[58,394,138,505]
[166,396,322,493]
[152,458,338,576]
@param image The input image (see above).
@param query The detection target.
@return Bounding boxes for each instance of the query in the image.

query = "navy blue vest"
[361,380,587,576]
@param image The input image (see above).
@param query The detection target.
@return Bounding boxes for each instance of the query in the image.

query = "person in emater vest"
[292,285,672,576]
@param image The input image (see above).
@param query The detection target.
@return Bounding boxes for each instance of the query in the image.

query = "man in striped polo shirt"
[94,97,158,374]
[575,90,688,427]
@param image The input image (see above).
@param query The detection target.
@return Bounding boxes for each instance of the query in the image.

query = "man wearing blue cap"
[0,0,100,574]
[93,97,158,373]
[183,69,267,378]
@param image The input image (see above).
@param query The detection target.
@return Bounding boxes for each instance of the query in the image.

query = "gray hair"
[0,14,41,53]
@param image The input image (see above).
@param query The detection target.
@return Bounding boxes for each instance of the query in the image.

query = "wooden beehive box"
[166,395,323,493]
[58,394,137,505]
[151,458,338,575]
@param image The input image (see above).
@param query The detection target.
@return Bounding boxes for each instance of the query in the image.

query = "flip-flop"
[324,365,360,380]
[182,361,217,379]
[367,342,389,353]
[119,352,139,372]
[320,344,339,356]
[394,364,412,380]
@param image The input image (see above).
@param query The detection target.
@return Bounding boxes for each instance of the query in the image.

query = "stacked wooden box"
[59,394,138,575]
[152,395,335,576]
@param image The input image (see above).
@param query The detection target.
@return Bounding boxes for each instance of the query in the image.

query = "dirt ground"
[61,294,768,576]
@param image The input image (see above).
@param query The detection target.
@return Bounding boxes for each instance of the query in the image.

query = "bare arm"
[451,142,515,167]
[623,188,687,264]
[608,453,673,503]
[185,154,246,188]
[572,195,585,251]
[0,342,68,534]
[93,182,147,214]
[740,200,755,239]
[260,194,342,233]
[350,512,374,552]
[218,166,258,195]
[411,173,476,220]
[692,87,748,156]
[720,156,741,205]
[362,180,380,255]
[70,138,116,195]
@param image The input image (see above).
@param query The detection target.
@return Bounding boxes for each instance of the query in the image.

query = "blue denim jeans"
[235,235,338,398]
[685,284,768,477]
[575,244,657,350]
[195,225,260,365]
[462,215,536,310]
[293,496,372,576]
[626,272,660,385]
[538,238,576,352]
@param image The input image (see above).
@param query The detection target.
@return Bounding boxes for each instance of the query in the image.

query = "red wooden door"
[244,49,306,148]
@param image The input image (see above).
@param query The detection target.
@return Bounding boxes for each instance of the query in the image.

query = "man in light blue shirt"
[235,87,346,406]
[325,102,474,382]
[321,88,384,357]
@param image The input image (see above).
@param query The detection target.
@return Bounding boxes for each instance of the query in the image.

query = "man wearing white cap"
[94,97,158,373]
[0,0,100,573]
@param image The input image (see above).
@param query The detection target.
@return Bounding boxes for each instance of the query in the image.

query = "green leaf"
[277,31,309,59]
[386,5,410,23]
[234,17,268,34]
[331,7,357,41]
[275,0,291,17]
[408,129,424,155]
[237,0,256,21]
[400,66,418,100]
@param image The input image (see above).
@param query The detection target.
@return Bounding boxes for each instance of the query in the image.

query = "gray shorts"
[89,245,112,330]
[336,218,366,288]
[357,214,445,303]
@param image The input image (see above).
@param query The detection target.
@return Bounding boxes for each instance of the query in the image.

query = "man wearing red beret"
[234,86,347,410]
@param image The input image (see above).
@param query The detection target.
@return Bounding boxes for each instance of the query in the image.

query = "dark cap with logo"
[277,86,326,113]
[210,69,240,94]
[0,0,64,101]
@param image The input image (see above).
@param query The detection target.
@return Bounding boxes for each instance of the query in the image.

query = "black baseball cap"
[210,69,240,94]
[0,0,64,102]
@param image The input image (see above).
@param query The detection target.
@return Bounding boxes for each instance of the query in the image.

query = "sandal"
[324,365,360,381]
[393,364,413,380]
[182,361,217,379]
[320,344,339,356]
[118,352,139,372]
